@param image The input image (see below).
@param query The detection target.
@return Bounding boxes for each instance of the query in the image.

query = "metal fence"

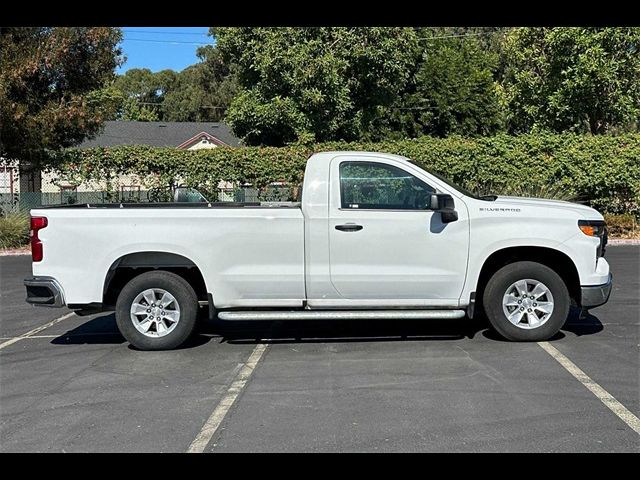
[0,186,297,215]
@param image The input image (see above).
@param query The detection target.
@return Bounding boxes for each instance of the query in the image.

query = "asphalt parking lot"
[1,247,638,452]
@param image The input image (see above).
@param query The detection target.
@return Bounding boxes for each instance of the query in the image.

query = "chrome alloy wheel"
[502,279,554,330]
[130,288,180,338]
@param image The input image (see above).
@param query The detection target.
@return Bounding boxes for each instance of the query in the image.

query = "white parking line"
[0,312,76,351]
[538,341,640,435]
[0,335,59,340]
[0,332,125,340]
[187,343,268,453]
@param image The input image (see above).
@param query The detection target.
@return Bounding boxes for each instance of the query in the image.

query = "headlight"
[578,220,607,257]
[578,220,606,237]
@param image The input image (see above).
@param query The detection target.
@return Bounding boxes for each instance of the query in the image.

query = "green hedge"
[49,133,640,215]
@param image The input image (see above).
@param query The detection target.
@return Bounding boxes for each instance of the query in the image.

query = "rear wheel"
[115,271,198,350]
[483,261,570,341]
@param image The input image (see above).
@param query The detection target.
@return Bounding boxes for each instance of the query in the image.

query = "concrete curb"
[0,249,30,256]
[607,239,640,245]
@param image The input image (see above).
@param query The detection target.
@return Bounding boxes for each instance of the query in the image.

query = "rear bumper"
[581,273,613,309]
[24,276,65,307]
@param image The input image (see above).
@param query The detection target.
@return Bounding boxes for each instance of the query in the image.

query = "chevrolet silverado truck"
[24,151,612,350]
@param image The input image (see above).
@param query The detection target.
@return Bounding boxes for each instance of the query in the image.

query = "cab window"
[339,162,435,210]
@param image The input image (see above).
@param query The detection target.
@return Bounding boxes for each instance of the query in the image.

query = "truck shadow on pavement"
[214,317,482,345]
[49,307,603,349]
[219,307,603,345]
[560,309,605,337]
[50,314,126,346]
[49,313,211,350]
[481,307,604,341]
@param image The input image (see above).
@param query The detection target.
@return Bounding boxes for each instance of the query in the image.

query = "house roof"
[78,121,241,149]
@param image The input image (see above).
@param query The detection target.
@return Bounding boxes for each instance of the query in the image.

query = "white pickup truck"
[25,151,612,350]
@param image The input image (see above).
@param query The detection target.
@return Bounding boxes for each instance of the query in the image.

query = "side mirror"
[429,193,458,223]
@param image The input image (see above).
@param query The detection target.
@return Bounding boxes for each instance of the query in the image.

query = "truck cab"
[303,152,470,308]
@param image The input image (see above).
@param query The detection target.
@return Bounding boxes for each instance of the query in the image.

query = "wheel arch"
[103,251,208,307]
[475,246,581,310]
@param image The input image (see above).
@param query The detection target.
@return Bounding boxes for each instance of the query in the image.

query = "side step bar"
[217,310,466,321]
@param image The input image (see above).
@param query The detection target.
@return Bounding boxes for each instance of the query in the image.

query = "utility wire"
[122,29,210,36]
[124,38,213,45]
[121,29,495,40]
[123,31,497,45]
[135,100,431,111]
[135,101,225,110]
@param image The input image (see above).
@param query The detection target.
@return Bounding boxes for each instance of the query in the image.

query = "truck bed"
[30,204,306,308]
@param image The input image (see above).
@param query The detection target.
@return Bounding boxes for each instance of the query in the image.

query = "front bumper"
[581,273,613,309]
[24,276,65,307]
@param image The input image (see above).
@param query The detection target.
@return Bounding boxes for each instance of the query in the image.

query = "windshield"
[408,163,493,200]
[427,170,480,199]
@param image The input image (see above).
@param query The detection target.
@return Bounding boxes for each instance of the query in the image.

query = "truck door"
[327,155,469,305]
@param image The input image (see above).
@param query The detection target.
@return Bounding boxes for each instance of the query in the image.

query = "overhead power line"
[122,31,496,45]
[136,101,225,110]
[122,29,211,36]
[124,38,213,45]
[121,29,493,41]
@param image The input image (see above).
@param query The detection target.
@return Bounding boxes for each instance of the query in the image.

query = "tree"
[503,27,640,134]
[0,27,123,166]
[214,27,421,146]
[111,67,176,121]
[111,48,238,123]
[119,96,160,122]
[376,29,506,138]
[161,47,239,122]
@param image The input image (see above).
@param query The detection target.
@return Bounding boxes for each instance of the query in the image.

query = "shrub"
[47,132,640,216]
[0,212,30,249]
[604,213,638,239]
[479,181,579,202]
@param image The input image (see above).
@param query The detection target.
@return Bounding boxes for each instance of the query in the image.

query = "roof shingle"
[78,121,241,148]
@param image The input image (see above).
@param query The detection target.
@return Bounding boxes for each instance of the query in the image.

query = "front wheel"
[483,261,570,341]
[115,271,199,350]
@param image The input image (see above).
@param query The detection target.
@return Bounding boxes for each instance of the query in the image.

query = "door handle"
[335,224,363,232]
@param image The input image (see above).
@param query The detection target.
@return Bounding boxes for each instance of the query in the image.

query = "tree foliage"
[109,68,172,121]
[215,27,421,145]
[113,68,174,104]
[503,27,640,134]
[110,47,238,122]
[377,29,506,139]
[102,27,639,145]
[215,27,639,144]
[119,96,160,122]
[0,27,123,164]
[4,25,637,175]
[161,49,239,122]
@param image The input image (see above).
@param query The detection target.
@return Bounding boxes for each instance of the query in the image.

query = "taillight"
[30,216,48,262]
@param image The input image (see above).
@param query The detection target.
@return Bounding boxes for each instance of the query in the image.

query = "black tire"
[115,271,199,350]
[482,261,570,341]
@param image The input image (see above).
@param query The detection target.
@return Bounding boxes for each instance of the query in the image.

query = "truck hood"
[491,196,603,220]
